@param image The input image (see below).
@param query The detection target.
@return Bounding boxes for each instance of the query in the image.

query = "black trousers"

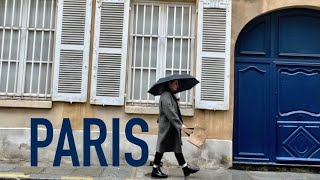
[153,152,186,166]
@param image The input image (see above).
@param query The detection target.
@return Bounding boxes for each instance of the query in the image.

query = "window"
[0,0,55,100]
[127,2,195,107]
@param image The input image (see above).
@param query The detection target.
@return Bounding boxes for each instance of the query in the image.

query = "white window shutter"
[195,0,231,110]
[52,0,92,102]
[90,0,129,106]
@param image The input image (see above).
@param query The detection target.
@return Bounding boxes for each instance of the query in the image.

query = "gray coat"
[156,91,183,153]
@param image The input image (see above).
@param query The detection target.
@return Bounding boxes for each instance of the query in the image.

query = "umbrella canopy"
[148,74,199,96]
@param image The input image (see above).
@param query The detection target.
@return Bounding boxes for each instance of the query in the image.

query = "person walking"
[148,75,200,178]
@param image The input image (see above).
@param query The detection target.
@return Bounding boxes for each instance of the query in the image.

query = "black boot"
[151,167,168,178]
[182,165,200,177]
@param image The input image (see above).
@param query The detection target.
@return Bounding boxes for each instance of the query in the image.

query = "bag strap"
[182,128,193,136]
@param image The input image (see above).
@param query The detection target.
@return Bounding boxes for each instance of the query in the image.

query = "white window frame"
[0,0,56,101]
[126,1,196,111]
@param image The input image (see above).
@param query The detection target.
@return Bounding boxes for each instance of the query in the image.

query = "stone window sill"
[0,100,52,108]
[125,105,194,116]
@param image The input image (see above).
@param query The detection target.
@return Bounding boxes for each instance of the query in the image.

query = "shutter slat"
[58,50,83,94]
[100,2,124,49]
[202,8,226,53]
[201,57,225,101]
[96,54,121,97]
[61,0,87,45]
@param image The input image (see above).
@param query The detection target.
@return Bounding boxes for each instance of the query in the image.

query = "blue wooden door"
[234,8,320,164]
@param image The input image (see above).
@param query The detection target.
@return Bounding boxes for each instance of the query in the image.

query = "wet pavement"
[0,161,319,179]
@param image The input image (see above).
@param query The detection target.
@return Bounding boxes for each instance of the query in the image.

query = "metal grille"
[165,5,194,106]
[0,0,55,100]
[128,3,195,106]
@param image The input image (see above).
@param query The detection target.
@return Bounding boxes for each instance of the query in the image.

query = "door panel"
[277,122,320,163]
[275,63,320,162]
[234,63,271,162]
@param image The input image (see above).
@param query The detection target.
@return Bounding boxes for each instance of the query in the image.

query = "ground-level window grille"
[0,0,55,100]
[127,2,195,107]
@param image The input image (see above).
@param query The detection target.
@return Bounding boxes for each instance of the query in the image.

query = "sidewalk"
[0,161,319,180]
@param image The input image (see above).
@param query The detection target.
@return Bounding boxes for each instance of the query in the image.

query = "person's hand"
[181,124,186,130]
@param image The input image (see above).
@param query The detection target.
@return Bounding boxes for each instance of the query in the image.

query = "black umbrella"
[148,74,199,96]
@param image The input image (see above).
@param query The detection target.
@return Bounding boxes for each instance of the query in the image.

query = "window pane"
[181,39,189,69]
[27,31,41,61]
[133,37,142,67]
[174,38,181,69]
[132,69,141,100]
[148,70,156,101]
[38,63,49,94]
[166,38,173,69]
[141,70,149,100]
[44,0,56,29]
[25,62,52,94]
[183,7,191,36]
[29,0,53,28]
[0,1,5,26]
[175,7,182,36]
[143,37,151,67]
[0,29,11,60]
[167,7,174,36]
[0,30,1,58]
[136,5,144,34]
[0,62,17,93]
[140,5,160,35]
[152,6,159,35]
[41,31,51,62]
[145,5,152,35]
[151,38,157,68]
[24,63,39,94]
[0,30,19,61]
[166,70,180,77]
[0,0,21,26]
[27,31,52,61]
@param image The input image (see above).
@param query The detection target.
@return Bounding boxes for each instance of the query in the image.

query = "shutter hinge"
[97,0,103,8]
[203,1,228,8]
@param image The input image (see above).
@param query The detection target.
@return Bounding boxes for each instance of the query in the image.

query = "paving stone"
[25,173,62,179]
[71,167,104,177]
[15,167,45,174]
[41,167,76,175]
[0,163,17,172]
[306,173,320,180]
[100,166,134,178]
[229,170,254,180]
